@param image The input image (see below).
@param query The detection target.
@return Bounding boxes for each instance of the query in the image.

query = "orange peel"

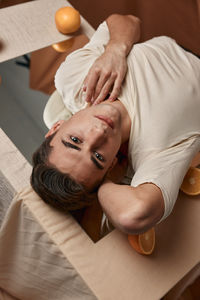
[55,6,81,34]
[180,167,200,196]
[52,38,75,53]
[128,227,155,255]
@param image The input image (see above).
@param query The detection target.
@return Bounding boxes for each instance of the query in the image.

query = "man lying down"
[31,14,200,235]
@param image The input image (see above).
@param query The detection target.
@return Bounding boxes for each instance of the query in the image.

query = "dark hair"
[30,132,96,212]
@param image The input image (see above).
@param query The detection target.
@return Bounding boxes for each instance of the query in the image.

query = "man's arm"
[106,14,141,56]
[83,14,141,105]
[97,180,165,235]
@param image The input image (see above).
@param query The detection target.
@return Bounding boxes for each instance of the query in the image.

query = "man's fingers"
[94,71,111,99]
[93,78,115,105]
[93,72,118,104]
[82,85,87,92]
[84,68,100,102]
[109,75,123,100]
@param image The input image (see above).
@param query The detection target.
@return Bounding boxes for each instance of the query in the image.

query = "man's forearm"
[106,14,141,57]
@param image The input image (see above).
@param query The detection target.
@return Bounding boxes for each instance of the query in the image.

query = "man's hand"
[83,43,128,105]
[83,14,141,106]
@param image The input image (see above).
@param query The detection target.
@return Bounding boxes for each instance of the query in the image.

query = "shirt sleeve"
[84,21,110,52]
[54,21,110,114]
[131,136,200,223]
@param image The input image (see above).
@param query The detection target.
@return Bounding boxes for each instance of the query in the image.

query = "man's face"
[46,102,122,190]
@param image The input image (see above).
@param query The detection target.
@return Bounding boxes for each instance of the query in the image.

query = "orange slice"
[128,227,155,255]
[55,6,81,34]
[180,167,200,196]
[52,38,75,52]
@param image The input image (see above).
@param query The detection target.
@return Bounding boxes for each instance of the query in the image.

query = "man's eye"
[94,151,104,162]
[70,136,81,143]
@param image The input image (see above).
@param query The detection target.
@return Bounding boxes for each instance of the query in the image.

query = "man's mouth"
[95,115,114,129]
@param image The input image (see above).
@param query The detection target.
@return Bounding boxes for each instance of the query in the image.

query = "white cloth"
[55,21,200,222]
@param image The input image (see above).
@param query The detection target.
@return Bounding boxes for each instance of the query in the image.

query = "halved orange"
[52,38,75,52]
[55,6,81,34]
[128,227,155,255]
[180,167,200,196]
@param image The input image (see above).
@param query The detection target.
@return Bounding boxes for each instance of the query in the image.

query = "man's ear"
[45,120,65,138]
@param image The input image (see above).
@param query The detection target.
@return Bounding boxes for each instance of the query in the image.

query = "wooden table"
[0,0,94,63]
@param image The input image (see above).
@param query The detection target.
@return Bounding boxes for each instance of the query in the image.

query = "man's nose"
[88,125,107,146]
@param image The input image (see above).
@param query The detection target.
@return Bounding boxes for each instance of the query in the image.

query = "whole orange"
[55,6,81,34]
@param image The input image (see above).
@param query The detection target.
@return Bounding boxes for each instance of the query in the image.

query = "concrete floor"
[0,54,49,164]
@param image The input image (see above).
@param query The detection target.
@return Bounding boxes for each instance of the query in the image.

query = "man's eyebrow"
[61,139,104,170]
[61,139,81,151]
[91,156,104,170]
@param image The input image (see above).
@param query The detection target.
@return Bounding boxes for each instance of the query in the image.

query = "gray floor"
[0,54,49,164]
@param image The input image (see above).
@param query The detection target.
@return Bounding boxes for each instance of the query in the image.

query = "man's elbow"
[107,14,141,29]
[118,206,148,235]
[118,200,164,235]
[109,14,141,23]
[127,15,141,25]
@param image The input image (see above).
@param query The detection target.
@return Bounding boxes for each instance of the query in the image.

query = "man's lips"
[95,115,114,129]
